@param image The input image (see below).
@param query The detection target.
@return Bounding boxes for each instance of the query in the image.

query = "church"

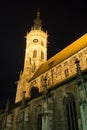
[0,10,87,130]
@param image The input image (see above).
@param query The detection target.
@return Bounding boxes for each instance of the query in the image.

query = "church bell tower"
[15,10,48,103]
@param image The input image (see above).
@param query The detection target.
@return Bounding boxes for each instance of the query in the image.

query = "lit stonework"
[28,34,87,94]
[25,30,48,71]
[0,9,87,130]
[15,10,48,103]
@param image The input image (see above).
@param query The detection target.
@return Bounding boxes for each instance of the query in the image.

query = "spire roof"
[33,9,42,30]
[37,8,40,17]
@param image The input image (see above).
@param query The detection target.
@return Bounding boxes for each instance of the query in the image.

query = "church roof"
[30,33,87,81]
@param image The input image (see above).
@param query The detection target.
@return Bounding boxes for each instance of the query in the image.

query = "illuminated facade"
[15,10,48,102]
[0,10,87,130]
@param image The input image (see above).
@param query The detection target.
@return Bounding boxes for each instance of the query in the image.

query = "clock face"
[33,39,38,43]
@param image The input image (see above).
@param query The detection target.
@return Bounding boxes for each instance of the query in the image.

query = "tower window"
[64,68,69,77]
[41,51,44,59]
[41,41,44,46]
[33,50,37,58]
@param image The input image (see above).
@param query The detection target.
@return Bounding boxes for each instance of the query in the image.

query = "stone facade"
[0,10,87,130]
[0,74,87,130]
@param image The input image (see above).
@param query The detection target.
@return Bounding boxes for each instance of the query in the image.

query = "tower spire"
[33,8,42,30]
[37,8,40,17]
[15,9,48,103]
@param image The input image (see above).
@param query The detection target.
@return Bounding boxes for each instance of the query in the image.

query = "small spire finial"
[37,8,40,17]
[21,91,26,108]
[5,98,10,112]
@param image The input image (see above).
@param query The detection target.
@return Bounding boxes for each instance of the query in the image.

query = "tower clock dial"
[33,39,38,43]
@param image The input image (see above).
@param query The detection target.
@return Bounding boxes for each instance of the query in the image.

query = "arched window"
[33,50,37,58]
[41,51,44,59]
[63,93,78,130]
[64,68,69,77]
[30,86,39,98]
[38,114,42,130]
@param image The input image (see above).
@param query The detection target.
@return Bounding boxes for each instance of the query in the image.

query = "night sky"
[0,0,87,109]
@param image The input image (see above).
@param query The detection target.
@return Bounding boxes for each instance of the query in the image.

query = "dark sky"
[0,0,87,109]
